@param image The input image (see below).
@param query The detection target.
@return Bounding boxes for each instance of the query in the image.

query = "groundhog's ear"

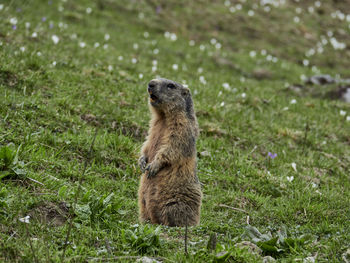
[182,88,190,97]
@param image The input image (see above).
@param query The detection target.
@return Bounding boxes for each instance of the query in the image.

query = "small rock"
[342,248,350,263]
[305,74,335,85]
[200,151,211,157]
[288,84,305,94]
[263,256,276,262]
[136,256,162,263]
[252,68,272,80]
[235,241,262,255]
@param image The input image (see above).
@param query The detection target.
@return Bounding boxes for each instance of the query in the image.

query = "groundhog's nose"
[148,79,158,93]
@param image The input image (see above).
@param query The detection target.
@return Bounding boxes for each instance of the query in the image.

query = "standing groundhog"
[138,78,202,227]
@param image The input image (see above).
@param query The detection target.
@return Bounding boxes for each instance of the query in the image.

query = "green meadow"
[0,0,349,262]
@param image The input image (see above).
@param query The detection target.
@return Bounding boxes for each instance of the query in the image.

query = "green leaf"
[58,185,68,198]
[214,251,231,262]
[245,225,263,240]
[103,192,114,207]
[0,146,15,168]
[75,204,92,221]
[0,171,11,180]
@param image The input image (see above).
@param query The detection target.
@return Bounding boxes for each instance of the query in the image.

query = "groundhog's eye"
[167,83,176,89]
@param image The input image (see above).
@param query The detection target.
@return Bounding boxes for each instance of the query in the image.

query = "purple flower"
[156,6,162,14]
[48,0,52,5]
[16,8,22,12]
[49,22,54,28]
[42,17,46,22]
[268,152,277,159]
[12,25,17,30]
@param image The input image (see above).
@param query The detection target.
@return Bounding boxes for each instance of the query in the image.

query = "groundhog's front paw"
[145,161,161,179]
[138,156,148,173]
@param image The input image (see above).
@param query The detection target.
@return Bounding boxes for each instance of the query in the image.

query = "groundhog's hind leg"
[160,202,199,227]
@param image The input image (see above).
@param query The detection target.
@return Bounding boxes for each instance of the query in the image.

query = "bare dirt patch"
[29,201,70,226]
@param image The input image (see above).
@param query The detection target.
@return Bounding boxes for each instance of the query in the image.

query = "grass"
[1,0,350,262]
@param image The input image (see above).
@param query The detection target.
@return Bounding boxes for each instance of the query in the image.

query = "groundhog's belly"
[144,166,201,206]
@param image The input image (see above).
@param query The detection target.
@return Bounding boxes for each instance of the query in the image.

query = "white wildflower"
[31,32,38,38]
[210,38,217,45]
[229,7,236,13]
[290,99,297,104]
[153,48,159,54]
[37,52,42,56]
[249,50,256,58]
[94,42,100,48]
[241,93,246,98]
[303,59,309,66]
[293,16,300,23]
[264,6,271,12]
[86,7,92,14]
[118,55,123,61]
[199,76,206,85]
[222,83,230,90]
[199,44,205,51]
[172,64,178,71]
[152,60,157,66]
[104,34,110,41]
[133,43,139,50]
[108,65,113,71]
[286,176,294,182]
[291,162,297,172]
[143,32,149,38]
[20,46,25,52]
[308,6,314,13]
[51,35,59,44]
[52,61,56,66]
[79,42,86,48]
[340,110,346,116]
[215,42,222,49]
[19,215,30,224]
[0,4,4,11]
[10,17,18,25]
[138,12,144,19]
[103,44,108,49]
[25,22,30,29]
[220,101,225,107]
[346,116,350,121]
[139,73,143,79]
[300,74,307,81]
[197,67,203,73]
[170,33,177,41]
[131,58,137,64]
[189,40,195,46]
[248,10,254,16]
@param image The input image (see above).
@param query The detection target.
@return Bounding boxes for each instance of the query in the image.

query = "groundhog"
[138,78,202,227]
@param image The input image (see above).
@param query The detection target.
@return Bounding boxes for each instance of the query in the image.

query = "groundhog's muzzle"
[148,80,159,104]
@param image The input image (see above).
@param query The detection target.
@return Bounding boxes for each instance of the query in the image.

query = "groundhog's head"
[147,78,195,118]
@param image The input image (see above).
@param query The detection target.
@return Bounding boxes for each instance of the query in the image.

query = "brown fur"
[138,78,202,227]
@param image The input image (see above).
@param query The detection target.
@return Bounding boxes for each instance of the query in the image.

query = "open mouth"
[149,94,158,103]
